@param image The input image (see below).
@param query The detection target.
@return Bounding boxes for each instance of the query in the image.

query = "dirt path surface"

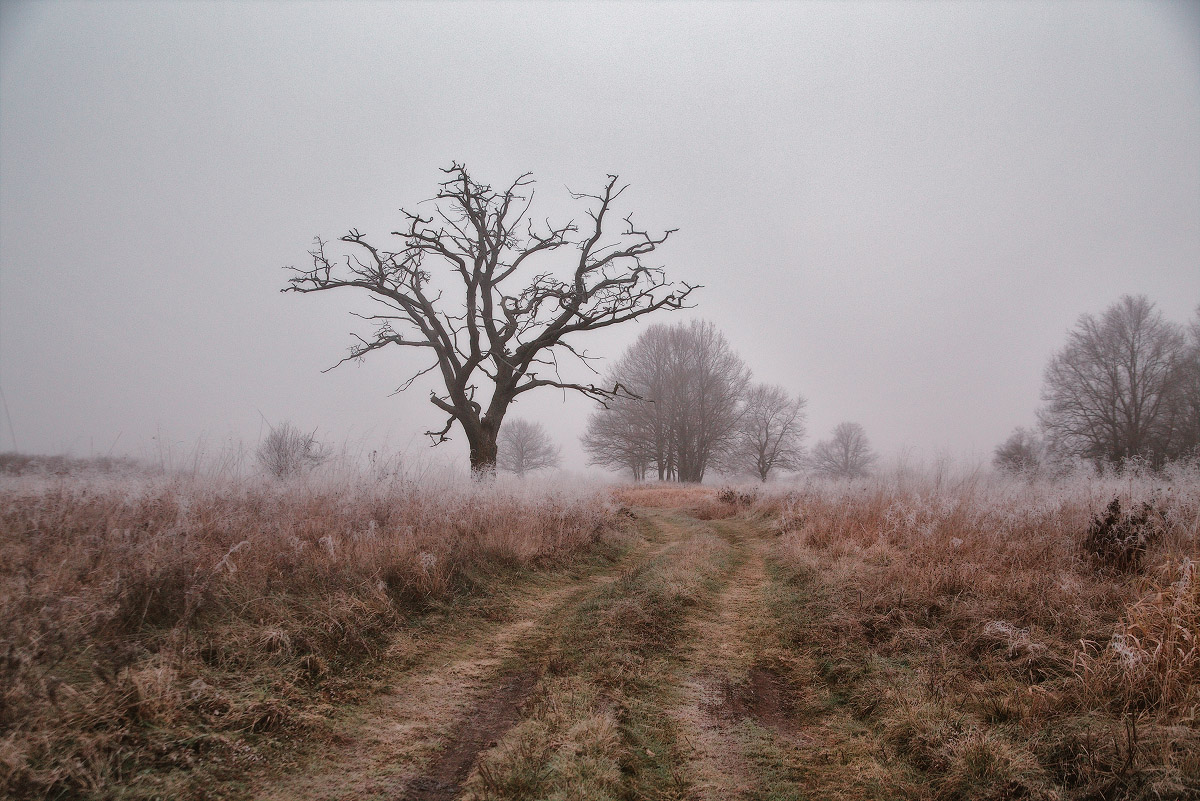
[664,516,819,801]
[253,522,678,801]
[252,508,821,801]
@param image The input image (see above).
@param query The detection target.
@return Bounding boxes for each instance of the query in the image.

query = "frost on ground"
[2,464,1198,800]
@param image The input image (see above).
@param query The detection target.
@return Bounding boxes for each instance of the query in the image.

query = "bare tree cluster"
[287,164,695,476]
[582,321,807,482]
[256,422,330,479]
[582,320,748,482]
[1038,296,1200,470]
[497,418,561,477]
[808,421,877,479]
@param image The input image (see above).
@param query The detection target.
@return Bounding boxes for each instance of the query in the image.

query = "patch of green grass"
[736,721,805,801]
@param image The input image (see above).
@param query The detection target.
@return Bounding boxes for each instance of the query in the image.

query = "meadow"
[1,459,1196,800]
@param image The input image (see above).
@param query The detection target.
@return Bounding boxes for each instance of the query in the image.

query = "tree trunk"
[468,427,499,479]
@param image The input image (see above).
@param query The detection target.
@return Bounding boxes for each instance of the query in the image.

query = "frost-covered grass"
[751,466,1200,799]
[0,466,618,799]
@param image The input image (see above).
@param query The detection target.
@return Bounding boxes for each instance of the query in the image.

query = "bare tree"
[730,383,807,481]
[582,320,748,482]
[497,418,561,477]
[581,401,653,480]
[992,426,1046,474]
[286,164,695,476]
[256,421,329,478]
[1039,295,1191,469]
[809,422,877,479]
[1179,305,1200,458]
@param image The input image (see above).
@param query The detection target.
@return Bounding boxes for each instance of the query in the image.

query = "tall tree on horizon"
[809,422,877,479]
[1039,295,1193,469]
[728,383,807,481]
[497,418,561,477]
[582,320,749,482]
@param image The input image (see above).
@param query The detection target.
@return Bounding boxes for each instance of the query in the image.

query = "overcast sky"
[1,0,1198,474]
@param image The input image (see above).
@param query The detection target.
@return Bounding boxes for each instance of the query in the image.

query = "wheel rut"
[667,515,810,800]
[253,508,810,801]
[398,669,538,801]
[253,521,678,801]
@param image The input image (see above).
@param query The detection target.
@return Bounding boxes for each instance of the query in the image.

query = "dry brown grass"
[0,471,616,800]
[756,469,1200,799]
[610,483,763,521]
[610,482,717,509]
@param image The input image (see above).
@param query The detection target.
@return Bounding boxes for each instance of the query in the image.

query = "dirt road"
[252,508,849,801]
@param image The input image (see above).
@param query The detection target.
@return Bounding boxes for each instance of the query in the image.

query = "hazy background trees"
[1181,305,1200,457]
[582,320,749,482]
[993,426,1048,474]
[728,384,806,481]
[809,422,877,479]
[497,419,561,477]
[580,403,653,481]
[1038,295,1198,470]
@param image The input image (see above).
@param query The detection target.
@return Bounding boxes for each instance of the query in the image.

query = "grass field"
[2,465,1197,799]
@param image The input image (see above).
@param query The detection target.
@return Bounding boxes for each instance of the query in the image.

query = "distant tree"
[1179,305,1200,459]
[582,320,749,482]
[497,418,561,476]
[1039,295,1192,469]
[730,384,807,481]
[286,164,695,477]
[992,426,1046,474]
[257,422,329,478]
[809,422,877,479]
[581,401,653,480]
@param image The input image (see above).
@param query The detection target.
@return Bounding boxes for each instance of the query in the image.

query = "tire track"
[253,524,676,801]
[667,515,811,800]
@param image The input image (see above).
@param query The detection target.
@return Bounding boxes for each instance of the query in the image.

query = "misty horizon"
[1,1,1198,475]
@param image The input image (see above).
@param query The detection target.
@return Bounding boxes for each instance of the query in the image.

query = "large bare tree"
[730,383,807,481]
[286,164,695,475]
[809,422,877,479]
[582,320,748,482]
[497,418,561,477]
[1039,295,1192,469]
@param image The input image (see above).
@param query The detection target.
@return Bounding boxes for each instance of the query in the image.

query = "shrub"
[716,486,757,507]
[256,422,329,478]
[1083,497,1163,572]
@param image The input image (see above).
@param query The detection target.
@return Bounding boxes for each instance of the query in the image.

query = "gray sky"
[1,0,1198,473]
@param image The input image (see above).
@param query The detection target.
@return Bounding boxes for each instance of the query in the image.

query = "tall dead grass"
[757,467,1200,798]
[0,470,617,799]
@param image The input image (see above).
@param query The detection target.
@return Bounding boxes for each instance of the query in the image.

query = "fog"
[1,0,1198,474]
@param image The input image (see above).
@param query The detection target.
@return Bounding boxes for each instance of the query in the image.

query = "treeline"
[580,320,874,482]
[997,295,1200,474]
[0,452,141,476]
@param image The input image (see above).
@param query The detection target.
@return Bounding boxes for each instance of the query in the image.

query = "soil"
[399,670,539,800]
[252,510,806,801]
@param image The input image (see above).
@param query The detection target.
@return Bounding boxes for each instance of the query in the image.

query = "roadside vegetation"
[756,468,1200,800]
[0,468,619,799]
[3,462,1198,800]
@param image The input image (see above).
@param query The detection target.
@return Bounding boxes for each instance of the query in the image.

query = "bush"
[1083,497,1163,572]
[716,486,757,507]
[256,422,329,478]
